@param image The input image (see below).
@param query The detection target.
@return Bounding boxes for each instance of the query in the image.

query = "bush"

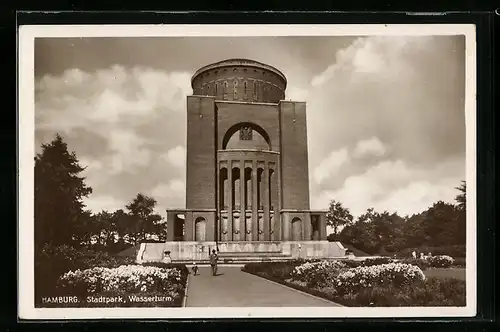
[242,260,465,307]
[141,262,189,280]
[452,257,466,267]
[243,261,303,280]
[76,251,136,269]
[57,265,184,296]
[342,260,364,268]
[361,257,394,266]
[348,277,465,307]
[333,263,426,295]
[396,245,465,259]
[35,244,84,298]
[36,244,138,302]
[426,255,455,268]
[397,258,431,270]
[291,260,346,287]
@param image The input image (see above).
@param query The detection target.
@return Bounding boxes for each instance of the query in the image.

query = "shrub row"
[242,259,466,307]
[35,244,136,299]
[395,245,465,259]
[35,244,188,307]
[338,277,466,307]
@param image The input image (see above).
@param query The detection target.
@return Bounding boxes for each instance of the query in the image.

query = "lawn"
[242,258,466,307]
[424,268,466,281]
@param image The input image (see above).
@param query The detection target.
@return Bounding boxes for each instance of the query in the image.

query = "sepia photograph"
[18,24,476,319]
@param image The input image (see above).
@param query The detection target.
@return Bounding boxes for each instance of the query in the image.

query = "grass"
[242,262,467,307]
[423,268,466,281]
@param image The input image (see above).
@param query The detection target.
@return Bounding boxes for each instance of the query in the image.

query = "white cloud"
[79,157,104,173]
[311,159,460,218]
[375,180,457,217]
[36,65,191,132]
[311,36,431,87]
[313,148,349,184]
[353,137,386,158]
[82,195,125,213]
[286,86,309,101]
[36,65,191,206]
[106,128,152,174]
[162,145,186,168]
[36,36,465,222]
[150,179,186,210]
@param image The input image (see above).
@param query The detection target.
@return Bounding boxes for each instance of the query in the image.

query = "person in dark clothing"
[191,262,199,276]
[209,249,218,276]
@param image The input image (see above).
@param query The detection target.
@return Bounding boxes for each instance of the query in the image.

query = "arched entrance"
[222,122,272,150]
[195,217,207,241]
[291,217,302,241]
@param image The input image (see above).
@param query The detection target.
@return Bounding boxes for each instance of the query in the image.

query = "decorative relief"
[239,126,253,140]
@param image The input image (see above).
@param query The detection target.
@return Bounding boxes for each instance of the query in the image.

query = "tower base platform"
[136,241,347,264]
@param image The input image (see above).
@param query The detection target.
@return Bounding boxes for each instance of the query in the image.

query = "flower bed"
[333,263,426,295]
[291,260,346,287]
[38,262,188,307]
[426,255,455,268]
[52,264,187,307]
[242,259,465,307]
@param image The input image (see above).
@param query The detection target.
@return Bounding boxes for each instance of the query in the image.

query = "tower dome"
[191,59,287,103]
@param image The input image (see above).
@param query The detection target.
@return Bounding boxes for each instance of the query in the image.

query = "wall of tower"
[192,63,286,103]
[216,101,280,152]
[279,101,310,210]
[185,95,217,210]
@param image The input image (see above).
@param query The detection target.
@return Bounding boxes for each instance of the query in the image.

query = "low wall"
[138,241,217,262]
[217,241,283,253]
[281,241,347,259]
[137,240,346,263]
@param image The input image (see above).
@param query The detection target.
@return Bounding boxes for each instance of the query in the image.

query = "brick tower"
[155,59,345,263]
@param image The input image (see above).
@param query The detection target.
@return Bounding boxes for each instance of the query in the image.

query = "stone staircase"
[136,240,347,264]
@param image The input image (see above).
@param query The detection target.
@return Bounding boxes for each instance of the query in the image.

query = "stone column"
[227,161,233,241]
[252,161,258,241]
[206,211,215,241]
[319,214,327,240]
[240,161,246,240]
[166,211,176,241]
[304,213,312,241]
[282,212,290,241]
[216,165,221,242]
[184,211,193,241]
[263,165,270,241]
[270,167,280,240]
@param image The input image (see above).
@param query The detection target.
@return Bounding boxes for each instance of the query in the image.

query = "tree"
[332,181,468,255]
[338,214,378,254]
[125,193,164,245]
[455,181,466,211]
[72,209,96,248]
[326,199,354,236]
[93,210,118,248]
[34,134,93,249]
[420,201,458,247]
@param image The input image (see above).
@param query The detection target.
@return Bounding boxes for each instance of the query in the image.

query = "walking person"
[209,249,219,276]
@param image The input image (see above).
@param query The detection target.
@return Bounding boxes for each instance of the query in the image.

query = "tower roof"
[191,58,287,89]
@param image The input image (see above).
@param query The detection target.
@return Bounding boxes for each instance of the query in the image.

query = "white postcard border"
[18,23,477,320]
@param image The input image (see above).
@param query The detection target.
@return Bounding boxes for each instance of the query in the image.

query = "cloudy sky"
[34,35,466,219]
